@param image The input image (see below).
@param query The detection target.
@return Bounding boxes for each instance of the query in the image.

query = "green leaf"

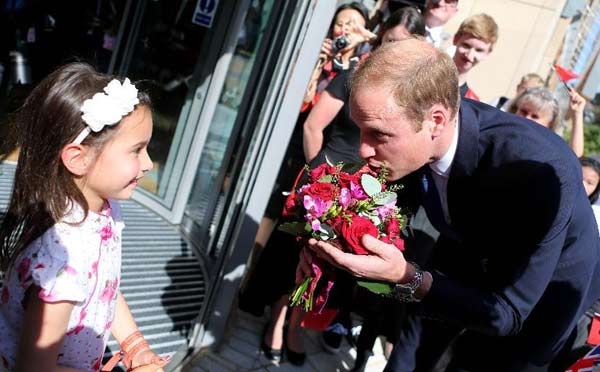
[318,223,336,241]
[356,280,393,295]
[318,175,333,183]
[373,191,397,205]
[361,174,382,197]
[341,162,361,173]
[278,222,309,236]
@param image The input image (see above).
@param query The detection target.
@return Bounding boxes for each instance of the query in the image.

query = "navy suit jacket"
[390,100,600,371]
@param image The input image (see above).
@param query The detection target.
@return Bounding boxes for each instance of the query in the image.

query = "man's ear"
[61,144,92,176]
[428,103,452,138]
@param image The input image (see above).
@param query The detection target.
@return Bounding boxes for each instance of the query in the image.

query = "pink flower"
[311,219,321,232]
[100,224,113,241]
[1,287,9,303]
[350,181,368,200]
[376,202,397,219]
[92,358,102,371]
[63,265,77,276]
[17,257,31,283]
[99,279,118,303]
[66,309,87,336]
[39,289,59,302]
[303,195,331,218]
[339,188,351,208]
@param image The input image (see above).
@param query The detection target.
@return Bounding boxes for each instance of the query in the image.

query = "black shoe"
[260,324,282,363]
[286,347,306,366]
[320,330,342,354]
[283,326,306,366]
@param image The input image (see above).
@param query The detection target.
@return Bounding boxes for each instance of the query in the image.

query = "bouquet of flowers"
[279,162,408,313]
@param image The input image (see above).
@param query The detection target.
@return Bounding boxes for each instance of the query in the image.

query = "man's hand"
[305,235,411,284]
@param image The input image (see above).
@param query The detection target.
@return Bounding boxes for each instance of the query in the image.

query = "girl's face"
[582,165,600,198]
[332,8,365,38]
[515,102,554,128]
[82,105,153,211]
[381,25,411,44]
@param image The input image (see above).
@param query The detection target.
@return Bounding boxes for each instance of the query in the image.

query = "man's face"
[453,34,492,74]
[351,88,435,181]
[426,0,459,26]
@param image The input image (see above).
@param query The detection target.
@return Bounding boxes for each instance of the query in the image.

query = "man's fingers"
[361,234,392,256]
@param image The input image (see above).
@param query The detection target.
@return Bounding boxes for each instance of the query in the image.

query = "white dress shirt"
[428,118,460,224]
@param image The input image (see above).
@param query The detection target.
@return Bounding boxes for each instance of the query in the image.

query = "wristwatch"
[390,262,425,303]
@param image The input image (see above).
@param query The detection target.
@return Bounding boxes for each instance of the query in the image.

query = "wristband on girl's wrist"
[101,330,150,371]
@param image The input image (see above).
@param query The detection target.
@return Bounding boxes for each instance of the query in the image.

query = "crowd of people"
[240,1,600,371]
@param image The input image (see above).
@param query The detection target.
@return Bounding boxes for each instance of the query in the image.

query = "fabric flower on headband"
[74,78,140,144]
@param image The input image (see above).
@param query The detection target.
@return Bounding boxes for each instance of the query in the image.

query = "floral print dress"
[0,200,124,371]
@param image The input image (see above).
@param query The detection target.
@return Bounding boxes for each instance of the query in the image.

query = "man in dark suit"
[300,39,600,371]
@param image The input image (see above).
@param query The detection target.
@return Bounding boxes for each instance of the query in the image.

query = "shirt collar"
[429,117,460,177]
[425,25,444,45]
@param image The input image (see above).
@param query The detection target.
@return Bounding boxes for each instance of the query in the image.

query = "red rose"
[328,215,344,235]
[380,235,405,251]
[310,164,337,182]
[341,215,379,255]
[393,238,405,251]
[337,172,360,189]
[385,218,401,239]
[304,182,336,202]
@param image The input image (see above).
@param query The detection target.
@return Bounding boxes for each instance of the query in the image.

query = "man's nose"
[359,141,375,159]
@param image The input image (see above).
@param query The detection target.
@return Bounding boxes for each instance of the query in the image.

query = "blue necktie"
[421,168,460,241]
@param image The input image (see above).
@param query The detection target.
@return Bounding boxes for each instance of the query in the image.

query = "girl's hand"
[568,88,586,115]
[131,349,170,370]
[130,364,166,372]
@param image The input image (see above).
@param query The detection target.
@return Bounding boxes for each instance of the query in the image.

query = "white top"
[592,204,600,236]
[0,200,124,371]
[428,118,460,224]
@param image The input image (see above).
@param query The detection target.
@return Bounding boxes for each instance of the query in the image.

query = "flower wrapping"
[280,162,408,313]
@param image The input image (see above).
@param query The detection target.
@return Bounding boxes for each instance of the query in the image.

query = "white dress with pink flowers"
[0,200,124,371]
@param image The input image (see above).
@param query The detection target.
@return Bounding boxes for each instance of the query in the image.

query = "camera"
[331,35,350,55]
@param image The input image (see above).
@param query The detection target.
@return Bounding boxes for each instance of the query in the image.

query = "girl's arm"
[111,290,169,371]
[568,87,586,157]
[15,285,83,372]
[303,91,345,163]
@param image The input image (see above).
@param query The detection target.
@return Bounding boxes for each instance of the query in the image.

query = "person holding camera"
[301,2,375,113]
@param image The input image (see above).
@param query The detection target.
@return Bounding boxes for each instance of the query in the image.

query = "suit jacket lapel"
[447,101,480,228]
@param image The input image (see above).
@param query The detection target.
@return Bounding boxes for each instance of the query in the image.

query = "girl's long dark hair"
[0,63,150,272]
[581,156,600,204]
[371,7,426,48]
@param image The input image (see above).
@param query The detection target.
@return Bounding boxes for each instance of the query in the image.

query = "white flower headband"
[73,78,140,144]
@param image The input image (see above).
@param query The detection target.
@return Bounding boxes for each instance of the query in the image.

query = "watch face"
[394,284,415,295]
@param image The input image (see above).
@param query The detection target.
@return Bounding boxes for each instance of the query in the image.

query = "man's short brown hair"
[455,13,499,47]
[349,39,460,131]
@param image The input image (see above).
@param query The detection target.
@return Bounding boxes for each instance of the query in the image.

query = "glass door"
[182,0,278,253]
[112,0,210,198]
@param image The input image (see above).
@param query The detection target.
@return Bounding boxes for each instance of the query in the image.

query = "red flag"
[553,64,580,82]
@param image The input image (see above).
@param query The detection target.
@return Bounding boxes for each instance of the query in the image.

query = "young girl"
[0,63,169,371]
